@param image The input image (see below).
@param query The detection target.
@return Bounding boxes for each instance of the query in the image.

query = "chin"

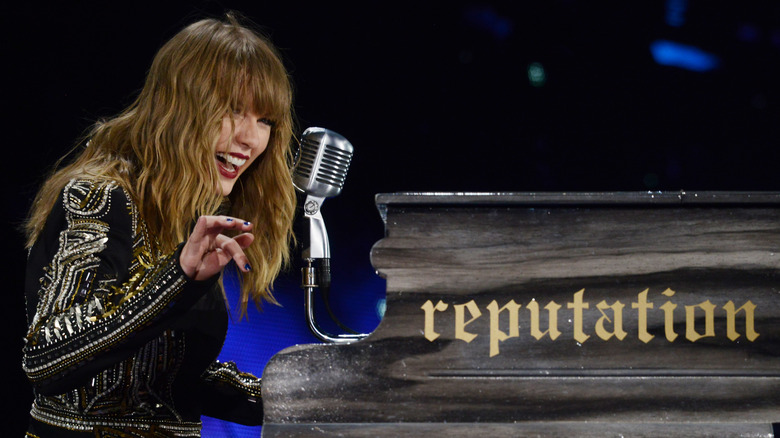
[219,181,236,197]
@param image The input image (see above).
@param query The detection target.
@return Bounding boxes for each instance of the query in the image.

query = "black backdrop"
[6,1,780,435]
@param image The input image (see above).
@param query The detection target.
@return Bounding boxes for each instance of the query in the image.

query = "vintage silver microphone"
[292,127,366,343]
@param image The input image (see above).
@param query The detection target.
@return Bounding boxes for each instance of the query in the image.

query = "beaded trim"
[31,404,201,436]
[202,360,263,399]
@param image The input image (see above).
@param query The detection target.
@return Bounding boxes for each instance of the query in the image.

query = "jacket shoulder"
[61,179,133,220]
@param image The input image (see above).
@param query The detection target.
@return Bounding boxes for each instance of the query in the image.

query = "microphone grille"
[295,136,319,180]
[293,127,354,198]
[315,143,352,188]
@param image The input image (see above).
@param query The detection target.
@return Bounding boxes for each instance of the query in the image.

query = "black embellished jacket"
[23,179,263,437]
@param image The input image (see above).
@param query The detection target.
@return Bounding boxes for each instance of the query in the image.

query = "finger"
[191,216,253,239]
[181,216,254,278]
[219,216,254,232]
[216,234,252,273]
[182,216,222,264]
[233,233,254,249]
[189,216,215,241]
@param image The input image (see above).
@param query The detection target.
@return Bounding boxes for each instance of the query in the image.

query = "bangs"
[172,17,292,127]
[229,55,290,123]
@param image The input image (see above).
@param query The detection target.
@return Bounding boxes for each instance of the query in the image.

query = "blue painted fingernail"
[226,218,234,222]
[244,221,251,226]
[244,263,252,271]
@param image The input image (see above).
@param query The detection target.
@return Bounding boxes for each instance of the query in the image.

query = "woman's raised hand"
[179,216,254,281]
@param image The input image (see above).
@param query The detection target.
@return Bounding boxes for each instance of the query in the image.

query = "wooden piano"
[262,192,780,437]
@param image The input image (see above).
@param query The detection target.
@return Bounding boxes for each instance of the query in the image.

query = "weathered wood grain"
[262,422,774,438]
[263,192,780,436]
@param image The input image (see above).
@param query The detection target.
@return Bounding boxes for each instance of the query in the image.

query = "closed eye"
[259,118,276,127]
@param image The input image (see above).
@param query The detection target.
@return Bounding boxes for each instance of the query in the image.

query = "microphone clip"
[301,194,329,260]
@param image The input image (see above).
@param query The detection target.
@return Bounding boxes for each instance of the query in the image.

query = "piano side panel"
[263,201,780,436]
[262,423,773,438]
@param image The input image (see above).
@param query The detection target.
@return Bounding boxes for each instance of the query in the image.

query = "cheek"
[216,118,233,148]
[257,130,271,155]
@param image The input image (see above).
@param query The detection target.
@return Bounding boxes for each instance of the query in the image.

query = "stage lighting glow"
[665,0,688,27]
[527,62,546,87]
[771,30,780,47]
[737,24,760,43]
[650,40,720,72]
[464,5,513,41]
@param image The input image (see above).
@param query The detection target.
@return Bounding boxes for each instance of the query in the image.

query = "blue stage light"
[464,5,513,41]
[650,40,721,72]
[737,24,760,43]
[665,0,688,27]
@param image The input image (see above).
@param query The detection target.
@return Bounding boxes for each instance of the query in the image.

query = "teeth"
[216,152,247,167]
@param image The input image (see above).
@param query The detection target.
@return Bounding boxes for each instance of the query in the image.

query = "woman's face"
[214,109,272,196]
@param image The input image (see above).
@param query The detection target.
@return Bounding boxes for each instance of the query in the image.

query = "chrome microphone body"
[292,127,354,260]
[292,127,363,343]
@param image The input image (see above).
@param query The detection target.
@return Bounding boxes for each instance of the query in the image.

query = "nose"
[234,117,259,150]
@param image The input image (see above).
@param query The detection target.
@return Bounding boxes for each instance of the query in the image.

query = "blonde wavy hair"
[25,13,296,315]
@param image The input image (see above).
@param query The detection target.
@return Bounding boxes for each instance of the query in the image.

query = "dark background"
[6,0,780,435]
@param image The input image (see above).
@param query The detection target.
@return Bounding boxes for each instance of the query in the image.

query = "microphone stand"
[301,195,368,344]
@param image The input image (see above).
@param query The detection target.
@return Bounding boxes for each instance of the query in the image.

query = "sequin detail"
[23,180,198,436]
[202,360,262,399]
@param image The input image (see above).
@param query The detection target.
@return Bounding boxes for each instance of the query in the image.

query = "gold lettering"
[660,288,678,342]
[723,300,759,342]
[595,300,627,341]
[421,288,762,351]
[454,300,481,343]
[528,300,562,340]
[421,300,449,342]
[631,289,655,343]
[685,300,716,342]
[486,300,522,357]
[567,289,590,343]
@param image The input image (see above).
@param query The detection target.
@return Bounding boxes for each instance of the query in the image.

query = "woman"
[22,12,296,437]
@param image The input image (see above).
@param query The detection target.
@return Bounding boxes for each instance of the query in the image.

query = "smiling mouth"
[216,152,247,178]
